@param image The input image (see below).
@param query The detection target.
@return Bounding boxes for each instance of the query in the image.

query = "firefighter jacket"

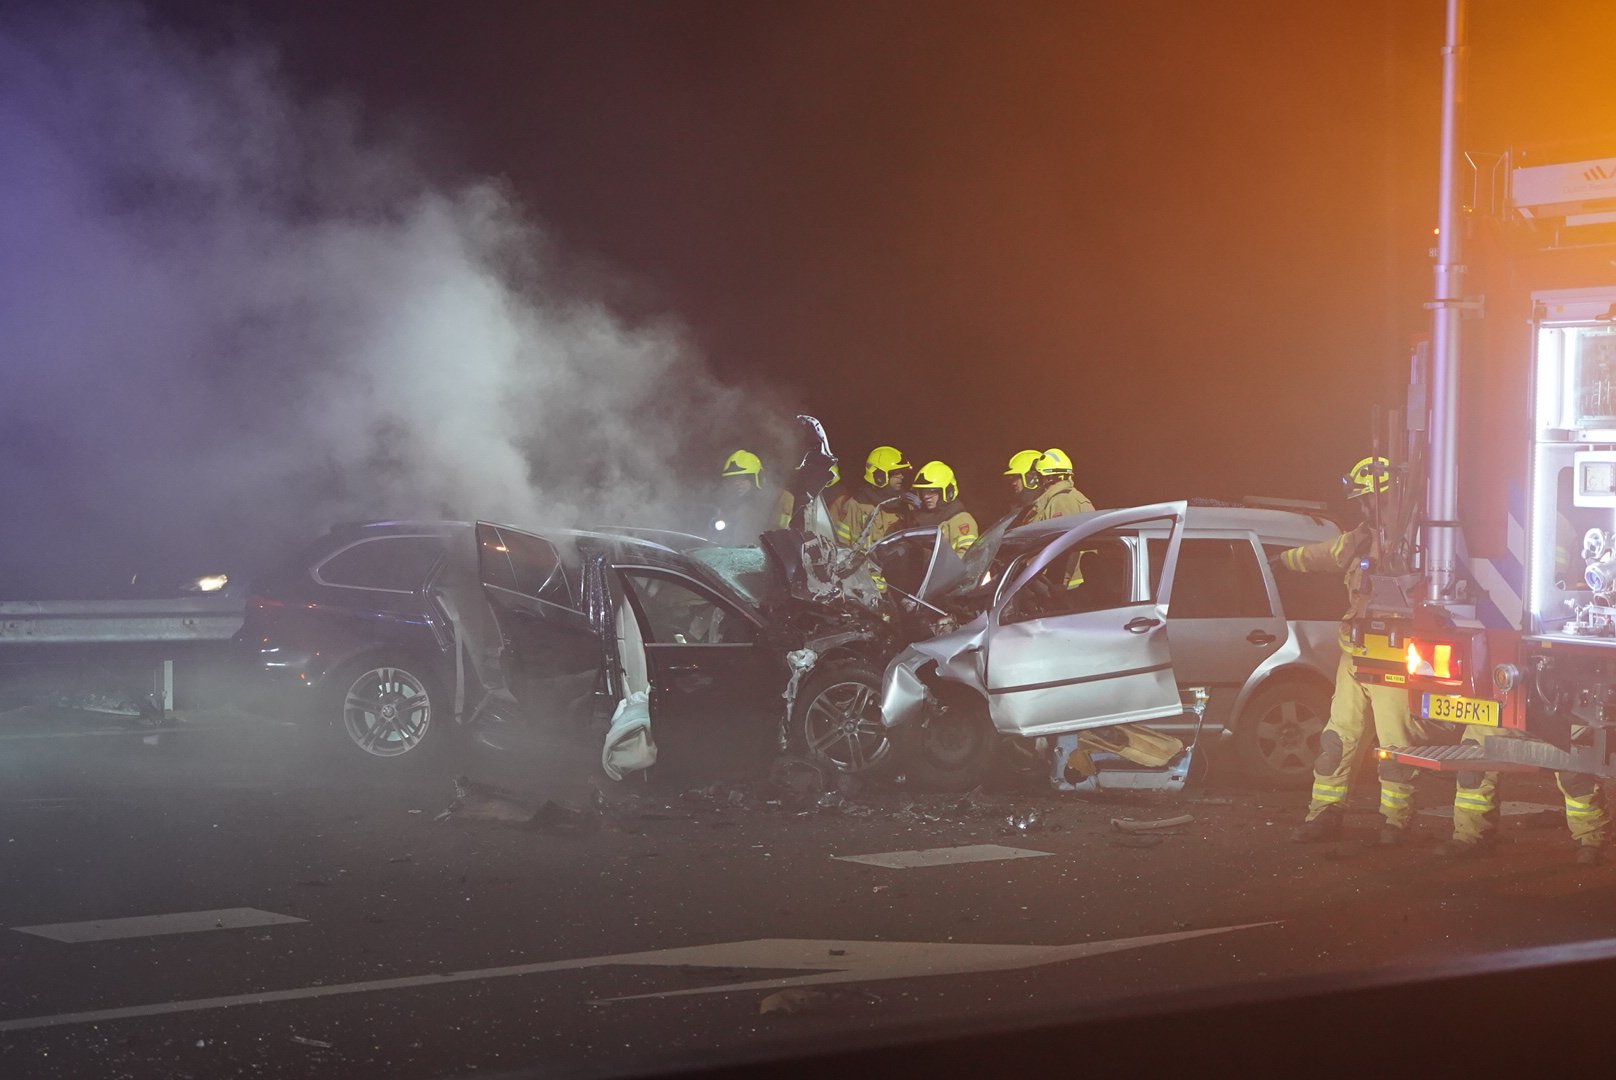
[833,481,907,549]
[1015,478,1095,526]
[1276,523,1375,642]
[909,502,979,555]
[770,488,795,530]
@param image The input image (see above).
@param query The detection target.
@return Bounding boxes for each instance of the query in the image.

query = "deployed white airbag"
[601,690,656,781]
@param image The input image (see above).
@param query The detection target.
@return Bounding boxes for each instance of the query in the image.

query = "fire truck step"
[1378,744,1540,773]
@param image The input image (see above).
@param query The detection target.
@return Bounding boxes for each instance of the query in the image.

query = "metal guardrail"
[0,597,246,645]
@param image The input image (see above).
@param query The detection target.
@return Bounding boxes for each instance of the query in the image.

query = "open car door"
[983,501,1186,737]
[611,565,778,774]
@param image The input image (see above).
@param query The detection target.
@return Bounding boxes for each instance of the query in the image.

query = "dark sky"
[161,0,1616,521]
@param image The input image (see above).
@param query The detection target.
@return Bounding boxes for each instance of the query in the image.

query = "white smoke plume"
[0,4,798,593]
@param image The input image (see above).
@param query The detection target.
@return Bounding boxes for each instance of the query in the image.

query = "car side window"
[1264,543,1349,621]
[1148,538,1272,619]
[623,573,755,645]
[315,536,446,592]
[477,525,574,609]
[1001,534,1134,624]
[501,530,572,607]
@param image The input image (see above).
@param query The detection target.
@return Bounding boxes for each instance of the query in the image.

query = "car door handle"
[1124,617,1161,634]
[1246,630,1278,646]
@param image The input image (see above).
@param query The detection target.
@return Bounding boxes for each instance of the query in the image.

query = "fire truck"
[1359,3,1616,782]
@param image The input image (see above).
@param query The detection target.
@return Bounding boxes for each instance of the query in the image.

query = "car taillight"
[1406,638,1463,686]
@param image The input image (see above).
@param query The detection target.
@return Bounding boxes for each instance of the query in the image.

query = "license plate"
[1419,693,1499,726]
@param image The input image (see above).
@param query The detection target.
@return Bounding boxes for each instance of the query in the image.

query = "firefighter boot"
[1433,837,1495,861]
[1575,844,1604,866]
[1290,805,1344,844]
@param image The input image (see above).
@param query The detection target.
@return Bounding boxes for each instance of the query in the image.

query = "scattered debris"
[435,776,535,824]
[758,987,882,1015]
[1004,809,1044,834]
[529,800,601,835]
[1111,814,1194,833]
[290,1035,333,1049]
[769,756,829,797]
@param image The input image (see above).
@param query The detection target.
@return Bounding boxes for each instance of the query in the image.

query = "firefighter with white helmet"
[909,460,978,555]
[1286,456,1433,845]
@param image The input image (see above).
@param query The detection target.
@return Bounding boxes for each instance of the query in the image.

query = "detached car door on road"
[983,504,1186,737]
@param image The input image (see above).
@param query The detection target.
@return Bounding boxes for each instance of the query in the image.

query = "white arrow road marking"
[832,844,1053,869]
[14,908,306,943]
[0,923,1278,1032]
[593,923,1279,1003]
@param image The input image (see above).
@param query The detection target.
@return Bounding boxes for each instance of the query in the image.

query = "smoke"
[0,4,797,594]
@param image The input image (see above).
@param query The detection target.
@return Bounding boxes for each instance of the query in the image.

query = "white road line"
[0,724,237,743]
[832,844,1053,869]
[0,924,1280,1032]
[13,908,305,943]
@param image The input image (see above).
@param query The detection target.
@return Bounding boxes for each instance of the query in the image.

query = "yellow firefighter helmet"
[912,460,959,503]
[863,445,912,487]
[1345,455,1391,499]
[1036,447,1074,477]
[721,449,763,488]
[1005,449,1043,488]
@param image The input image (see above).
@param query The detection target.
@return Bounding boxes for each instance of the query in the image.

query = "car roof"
[1005,504,1341,546]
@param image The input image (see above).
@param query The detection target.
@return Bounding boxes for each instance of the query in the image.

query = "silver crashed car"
[869,501,1342,790]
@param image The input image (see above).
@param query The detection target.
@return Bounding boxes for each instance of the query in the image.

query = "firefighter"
[1287,456,1432,845]
[1005,449,1044,503]
[1012,448,1096,589]
[1013,448,1095,526]
[712,449,771,540]
[772,464,841,530]
[909,460,978,555]
[834,446,912,548]
[1443,754,1609,863]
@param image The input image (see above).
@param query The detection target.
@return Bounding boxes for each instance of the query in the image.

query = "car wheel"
[1232,680,1329,788]
[329,658,448,761]
[792,661,894,777]
[905,686,996,792]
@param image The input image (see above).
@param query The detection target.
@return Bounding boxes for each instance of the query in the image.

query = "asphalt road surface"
[1,701,1613,1079]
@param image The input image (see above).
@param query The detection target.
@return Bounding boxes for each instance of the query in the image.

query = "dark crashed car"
[235,518,885,769]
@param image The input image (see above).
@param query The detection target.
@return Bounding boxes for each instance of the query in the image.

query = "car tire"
[791,661,895,778]
[325,657,450,762]
[1231,680,1329,788]
[904,685,996,793]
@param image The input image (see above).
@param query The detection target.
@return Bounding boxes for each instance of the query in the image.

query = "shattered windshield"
[686,545,776,607]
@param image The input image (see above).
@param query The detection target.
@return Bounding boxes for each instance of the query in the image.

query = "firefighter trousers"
[1306,652,1429,829]
[1450,729,1608,848]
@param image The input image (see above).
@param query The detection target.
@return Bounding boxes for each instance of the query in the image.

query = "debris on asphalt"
[1004,809,1044,834]
[435,776,535,824]
[758,987,882,1015]
[814,791,876,817]
[529,799,601,835]
[1111,814,1194,833]
[768,756,829,797]
[289,1035,333,1049]
[1109,833,1165,849]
